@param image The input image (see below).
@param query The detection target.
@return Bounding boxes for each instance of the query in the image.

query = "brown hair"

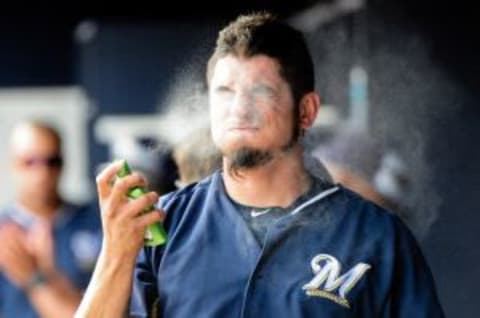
[207,12,315,105]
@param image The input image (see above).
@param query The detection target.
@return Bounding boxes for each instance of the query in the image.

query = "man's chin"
[225,147,274,175]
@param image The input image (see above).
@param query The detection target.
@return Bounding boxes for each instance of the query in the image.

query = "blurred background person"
[311,124,417,233]
[0,120,101,317]
[172,125,222,188]
[312,126,387,206]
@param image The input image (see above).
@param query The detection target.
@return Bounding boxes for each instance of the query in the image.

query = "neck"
[17,194,62,220]
[223,145,311,208]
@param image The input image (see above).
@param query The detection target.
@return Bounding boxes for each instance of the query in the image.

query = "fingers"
[3,227,29,255]
[96,160,124,200]
[0,224,33,267]
[1,223,26,245]
[0,236,36,286]
[94,162,164,255]
[28,220,52,241]
[124,192,159,218]
[136,209,165,229]
[3,241,28,261]
[109,173,149,210]
[27,221,55,270]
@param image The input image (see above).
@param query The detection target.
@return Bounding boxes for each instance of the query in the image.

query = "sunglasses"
[21,155,63,169]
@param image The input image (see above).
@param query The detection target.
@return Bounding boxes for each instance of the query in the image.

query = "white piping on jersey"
[290,186,340,216]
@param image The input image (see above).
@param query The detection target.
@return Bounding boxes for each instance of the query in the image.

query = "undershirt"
[236,176,330,245]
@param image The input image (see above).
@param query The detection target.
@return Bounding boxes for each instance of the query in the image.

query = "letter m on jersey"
[302,254,371,308]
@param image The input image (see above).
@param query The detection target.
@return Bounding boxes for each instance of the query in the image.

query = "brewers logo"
[302,254,371,308]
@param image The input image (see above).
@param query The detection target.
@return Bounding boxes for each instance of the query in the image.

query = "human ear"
[298,92,320,129]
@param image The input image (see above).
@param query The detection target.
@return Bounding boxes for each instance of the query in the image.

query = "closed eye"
[251,84,277,99]
[214,85,234,94]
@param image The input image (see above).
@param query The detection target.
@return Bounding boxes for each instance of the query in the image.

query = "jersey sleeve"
[384,216,445,318]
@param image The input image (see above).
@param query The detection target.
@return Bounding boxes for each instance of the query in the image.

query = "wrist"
[23,270,49,294]
[98,247,138,273]
[101,241,141,266]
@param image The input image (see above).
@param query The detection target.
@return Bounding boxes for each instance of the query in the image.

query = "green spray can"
[116,160,167,246]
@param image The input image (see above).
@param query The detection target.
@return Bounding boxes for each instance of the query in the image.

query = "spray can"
[116,160,168,246]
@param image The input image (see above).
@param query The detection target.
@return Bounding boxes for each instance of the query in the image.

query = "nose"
[35,165,59,181]
[230,91,254,121]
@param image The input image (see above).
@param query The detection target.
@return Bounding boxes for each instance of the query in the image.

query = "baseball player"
[76,12,445,317]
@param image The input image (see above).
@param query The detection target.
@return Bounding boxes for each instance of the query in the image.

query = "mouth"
[228,127,258,131]
[226,121,259,129]
[227,127,260,135]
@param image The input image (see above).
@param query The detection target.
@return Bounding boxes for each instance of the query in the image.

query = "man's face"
[209,54,297,160]
[12,128,62,200]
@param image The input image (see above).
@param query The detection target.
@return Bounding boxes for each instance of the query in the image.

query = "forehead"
[11,127,60,157]
[210,54,285,87]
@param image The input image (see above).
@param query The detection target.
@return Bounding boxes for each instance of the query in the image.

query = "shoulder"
[329,185,416,244]
[335,185,401,221]
[59,201,102,230]
[158,172,220,210]
[155,172,221,229]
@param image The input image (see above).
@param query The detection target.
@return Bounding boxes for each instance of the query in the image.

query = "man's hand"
[75,161,165,318]
[96,160,164,261]
[28,221,56,274]
[0,222,37,288]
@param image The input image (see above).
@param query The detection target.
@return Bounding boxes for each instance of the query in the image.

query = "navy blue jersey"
[0,202,102,318]
[130,171,444,317]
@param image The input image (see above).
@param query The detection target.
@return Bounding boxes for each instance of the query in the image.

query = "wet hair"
[207,12,315,106]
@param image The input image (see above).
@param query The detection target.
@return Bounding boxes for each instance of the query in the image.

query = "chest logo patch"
[302,254,371,308]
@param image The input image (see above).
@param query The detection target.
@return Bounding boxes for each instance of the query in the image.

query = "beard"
[221,103,302,177]
[227,147,274,176]
[225,124,300,177]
